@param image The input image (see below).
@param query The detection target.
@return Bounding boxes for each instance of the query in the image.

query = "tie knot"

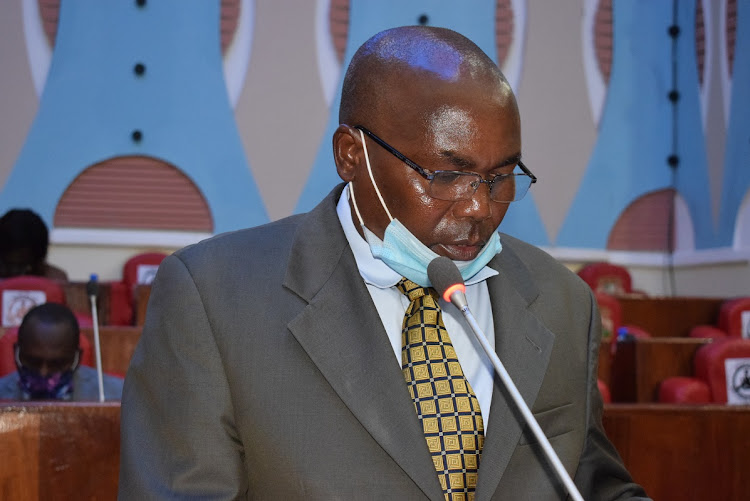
[396,278,439,302]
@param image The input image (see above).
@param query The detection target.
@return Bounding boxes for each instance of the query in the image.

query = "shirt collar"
[337,184,499,289]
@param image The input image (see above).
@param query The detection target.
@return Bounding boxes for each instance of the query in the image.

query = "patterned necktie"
[397,278,484,501]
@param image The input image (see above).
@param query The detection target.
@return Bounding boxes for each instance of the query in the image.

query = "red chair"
[598,379,612,403]
[0,327,94,377]
[659,338,750,404]
[718,297,750,338]
[658,377,712,404]
[595,292,621,343]
[0,276,66,328]
[578,262,633,295]
[122,252,168,290]
[109,252,168,325]
[688,324,728,340]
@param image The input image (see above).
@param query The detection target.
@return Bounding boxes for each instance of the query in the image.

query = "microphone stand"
[452,293,584,501]
[87,274,105,403]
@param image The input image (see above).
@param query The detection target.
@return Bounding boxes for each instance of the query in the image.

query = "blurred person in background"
[0,208,68,281]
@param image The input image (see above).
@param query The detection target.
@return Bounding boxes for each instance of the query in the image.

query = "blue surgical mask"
[350,129,502,287]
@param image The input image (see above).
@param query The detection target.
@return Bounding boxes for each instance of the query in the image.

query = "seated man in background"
[0,303,123,401]
[0,209,68,281]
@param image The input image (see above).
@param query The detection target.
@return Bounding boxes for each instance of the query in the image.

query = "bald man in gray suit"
[119,26,649,500]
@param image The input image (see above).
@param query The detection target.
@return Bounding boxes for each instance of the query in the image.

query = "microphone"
[427,257,584,501]
[87,273,105,403]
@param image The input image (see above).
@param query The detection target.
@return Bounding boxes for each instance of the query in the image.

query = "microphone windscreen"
[86,273,99,297]
[428,256,465,297]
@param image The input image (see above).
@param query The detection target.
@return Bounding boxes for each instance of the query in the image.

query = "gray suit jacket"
[119,186,649,500]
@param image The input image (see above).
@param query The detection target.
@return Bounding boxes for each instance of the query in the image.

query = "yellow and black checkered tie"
[397,278,484,501]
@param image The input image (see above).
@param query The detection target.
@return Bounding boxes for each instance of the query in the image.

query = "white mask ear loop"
[358,129,394,222]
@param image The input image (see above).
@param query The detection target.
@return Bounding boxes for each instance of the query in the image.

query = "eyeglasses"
[355,125,536,203]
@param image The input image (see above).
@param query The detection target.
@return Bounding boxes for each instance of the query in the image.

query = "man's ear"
[333,124,362,183]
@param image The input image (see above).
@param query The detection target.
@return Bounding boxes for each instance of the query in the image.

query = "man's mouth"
[433,241,485,261]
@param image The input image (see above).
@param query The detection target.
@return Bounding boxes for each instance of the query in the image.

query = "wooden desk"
[2,403,748,501]
[603,404,750,501]
[80,326,142,376]
[618,296,724,337]
[610,337,712,402]
[0,402,121,501]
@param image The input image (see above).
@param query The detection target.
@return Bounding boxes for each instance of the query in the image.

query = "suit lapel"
[475,240,555,500]
[283,187,444,501]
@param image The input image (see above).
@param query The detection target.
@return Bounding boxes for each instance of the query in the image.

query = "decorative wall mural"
[0,0,747,260]
[54,156,212,232]
[2,0,266,238]
[718,0,749,247]
[23,0,253,107]
[560,0,714,251]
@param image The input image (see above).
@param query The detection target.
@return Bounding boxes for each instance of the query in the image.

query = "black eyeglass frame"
[354,125,537,201]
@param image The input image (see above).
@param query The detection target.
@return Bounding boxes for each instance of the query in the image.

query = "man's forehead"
[20,319,75,345]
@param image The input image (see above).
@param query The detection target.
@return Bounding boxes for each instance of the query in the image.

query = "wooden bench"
[609,337,713,402]
[603,403,750,501]
[617,296,724,337]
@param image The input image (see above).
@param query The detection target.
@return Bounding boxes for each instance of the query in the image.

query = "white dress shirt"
[337,184,498,427]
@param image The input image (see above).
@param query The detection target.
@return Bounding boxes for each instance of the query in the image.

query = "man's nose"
[455,182,492,220]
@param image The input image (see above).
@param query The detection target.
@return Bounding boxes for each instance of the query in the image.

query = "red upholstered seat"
[688,324,728,340]
[109,252,168,325]
[597,378,612,403]
[718,297,750,338]
[0,327,94,377]
[659,338,750,404]
[694,338,750,403]
[122,252,168,290]
[0,276,66,328]
[578,262,633,295]
[658,377,711,404]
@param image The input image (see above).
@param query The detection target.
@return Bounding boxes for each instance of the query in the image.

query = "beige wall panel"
[0,1,38,187]
[704,0,727,223]
[518,0,597,242]
[234,0,329,221]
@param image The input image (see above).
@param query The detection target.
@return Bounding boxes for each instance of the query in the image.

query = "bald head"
[339,26,513,126]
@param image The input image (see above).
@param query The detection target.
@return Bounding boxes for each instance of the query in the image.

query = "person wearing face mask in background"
[0,303,123,401]
[120,26,649,500]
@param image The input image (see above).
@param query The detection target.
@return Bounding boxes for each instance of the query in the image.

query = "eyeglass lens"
[429,168,531,202]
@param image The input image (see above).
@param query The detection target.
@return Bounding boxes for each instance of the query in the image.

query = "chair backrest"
[689,324,728,340]
[718,297,750,338]
[577,262,633,295]
[122,252,168,290]
[0,276,66,327]
[694,338,750,403]
[595,292,621,343]
[0,328,94,378]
